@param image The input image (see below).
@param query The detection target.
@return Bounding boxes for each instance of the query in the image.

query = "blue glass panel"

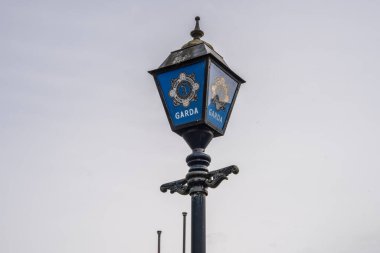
[156,61,206,127]
[206,62,238,132]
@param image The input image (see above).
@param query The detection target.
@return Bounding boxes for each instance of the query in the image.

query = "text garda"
[174,107,223,124]
[175,107,199,119]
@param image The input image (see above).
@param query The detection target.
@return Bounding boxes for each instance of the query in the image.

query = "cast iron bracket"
[206,165,239,188]
[160,165,239,195]
[160,178,190,195]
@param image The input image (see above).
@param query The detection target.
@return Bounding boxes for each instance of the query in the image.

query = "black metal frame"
[149,53,245,137]
[150,57,208,135]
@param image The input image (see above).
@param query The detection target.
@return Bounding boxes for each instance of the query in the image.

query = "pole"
[191,193,206,253]
[182,212,187,253]
[186,149,210,253]
[157,230,162,253]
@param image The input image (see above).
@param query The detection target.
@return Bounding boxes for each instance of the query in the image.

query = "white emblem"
[211,77,229,111]
[169,73,199,107]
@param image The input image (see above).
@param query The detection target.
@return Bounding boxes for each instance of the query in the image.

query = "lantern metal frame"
[149,48,245,137]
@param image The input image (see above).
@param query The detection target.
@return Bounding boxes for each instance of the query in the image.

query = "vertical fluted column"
[186,149,210,253]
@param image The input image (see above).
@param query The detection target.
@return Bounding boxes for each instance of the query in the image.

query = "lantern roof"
[158,42,228,69]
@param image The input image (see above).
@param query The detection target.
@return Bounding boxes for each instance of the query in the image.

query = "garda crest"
[211,77,229,111]
[169,73,199,107]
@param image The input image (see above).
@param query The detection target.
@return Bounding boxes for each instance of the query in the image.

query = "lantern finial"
[190,16,204,39]
[182,16,213,49]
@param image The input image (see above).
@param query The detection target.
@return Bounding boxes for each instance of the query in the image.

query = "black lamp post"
[149,17,245,253]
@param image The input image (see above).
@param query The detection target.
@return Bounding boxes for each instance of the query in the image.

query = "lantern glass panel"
[206,61,238,132]
[155,60,206,128]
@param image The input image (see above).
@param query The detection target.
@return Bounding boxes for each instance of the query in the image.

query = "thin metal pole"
[157,230,162,253]
[191,193,206,253]
[182,212,187,253]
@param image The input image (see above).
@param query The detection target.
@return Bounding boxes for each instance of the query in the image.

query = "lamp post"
[149,17,245,253]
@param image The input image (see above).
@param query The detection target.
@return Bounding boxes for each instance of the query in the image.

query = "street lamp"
[148,17,245,253]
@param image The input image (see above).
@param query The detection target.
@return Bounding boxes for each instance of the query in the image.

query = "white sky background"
[1,0,379,252]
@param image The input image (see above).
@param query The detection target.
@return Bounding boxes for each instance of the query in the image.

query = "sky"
[0,0,380,253]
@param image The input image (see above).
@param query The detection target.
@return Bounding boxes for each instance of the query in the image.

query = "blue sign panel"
[156,61,206,127]
[206,62,238,132]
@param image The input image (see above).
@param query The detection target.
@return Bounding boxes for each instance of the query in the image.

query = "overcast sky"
[1,0,380,253]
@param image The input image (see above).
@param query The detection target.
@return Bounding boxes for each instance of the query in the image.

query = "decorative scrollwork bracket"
[206,165,239,188]
[160,165,239,195]
[160,178,190,195]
